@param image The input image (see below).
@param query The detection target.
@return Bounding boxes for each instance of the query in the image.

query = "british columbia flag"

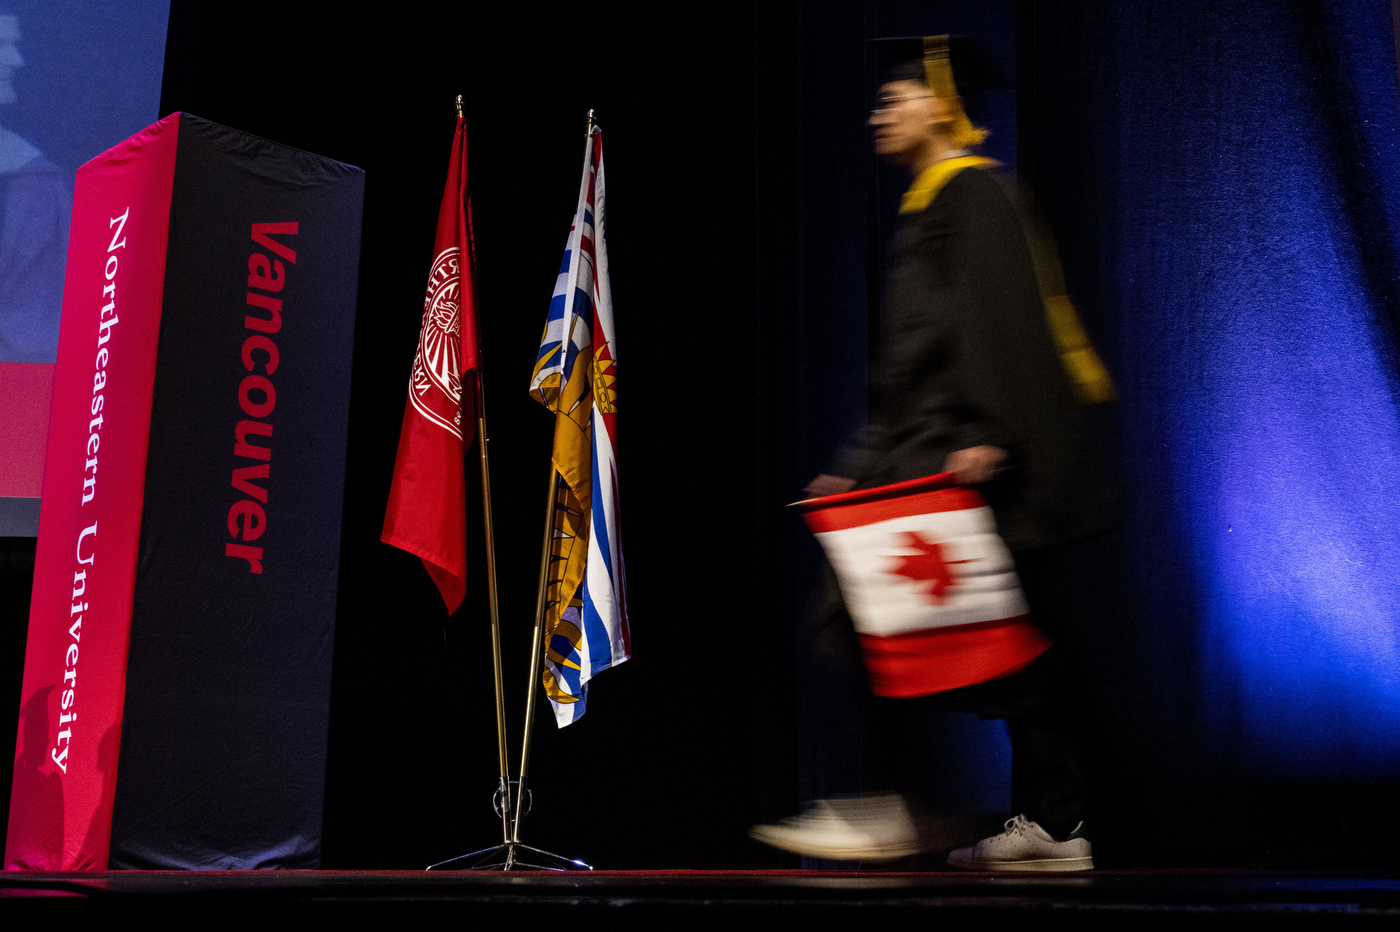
[529,124,628,726]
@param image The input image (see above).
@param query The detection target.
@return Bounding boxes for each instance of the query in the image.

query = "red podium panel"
[6,114,363,869]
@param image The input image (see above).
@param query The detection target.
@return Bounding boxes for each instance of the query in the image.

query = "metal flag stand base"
[426,784,590,870]
[425,776,591,871]
[427,846,589,872]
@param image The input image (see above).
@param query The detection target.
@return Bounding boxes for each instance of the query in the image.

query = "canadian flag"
[801,474,1052,697]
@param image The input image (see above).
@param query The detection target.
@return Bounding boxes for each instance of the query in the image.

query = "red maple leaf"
[887,531,971,605]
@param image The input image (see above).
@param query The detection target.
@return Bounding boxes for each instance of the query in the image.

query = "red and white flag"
[381,117,481,613]
[801,473,1052,697]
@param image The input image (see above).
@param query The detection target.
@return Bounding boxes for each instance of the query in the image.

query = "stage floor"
[3,869,1399,927]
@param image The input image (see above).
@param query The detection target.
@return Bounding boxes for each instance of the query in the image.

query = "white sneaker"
[947,814,1093,871]
[748,794,922,861]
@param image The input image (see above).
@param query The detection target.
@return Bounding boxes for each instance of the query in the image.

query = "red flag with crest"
[382,117,481,612]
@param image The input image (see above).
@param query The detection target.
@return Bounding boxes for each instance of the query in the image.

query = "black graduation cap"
[870,35,1007,100]
[869,35,1007,148]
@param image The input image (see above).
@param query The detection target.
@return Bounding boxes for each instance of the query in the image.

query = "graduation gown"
[829,164,1095,553]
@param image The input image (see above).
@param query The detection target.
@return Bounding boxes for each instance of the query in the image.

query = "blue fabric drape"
[1030,0,1400,779]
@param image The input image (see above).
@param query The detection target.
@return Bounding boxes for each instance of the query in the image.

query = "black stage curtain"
[1019,0,1400,865]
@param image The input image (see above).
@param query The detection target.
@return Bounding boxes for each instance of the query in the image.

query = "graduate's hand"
[804,474,857,498]
[944,446,1007,485]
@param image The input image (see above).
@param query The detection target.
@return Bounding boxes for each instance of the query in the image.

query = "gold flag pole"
[511,464,561,849]
[503,110,602,869]
[424,388,527,869]
[498,451,589,869]
[423,94,514,869]
[458,90,514,844]
[475,368,513,845]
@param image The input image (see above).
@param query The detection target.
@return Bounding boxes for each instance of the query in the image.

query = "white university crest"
[410,246,463,438]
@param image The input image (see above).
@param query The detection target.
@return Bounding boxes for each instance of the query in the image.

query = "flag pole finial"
[455,94,463,119]
[585,109,595,137]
